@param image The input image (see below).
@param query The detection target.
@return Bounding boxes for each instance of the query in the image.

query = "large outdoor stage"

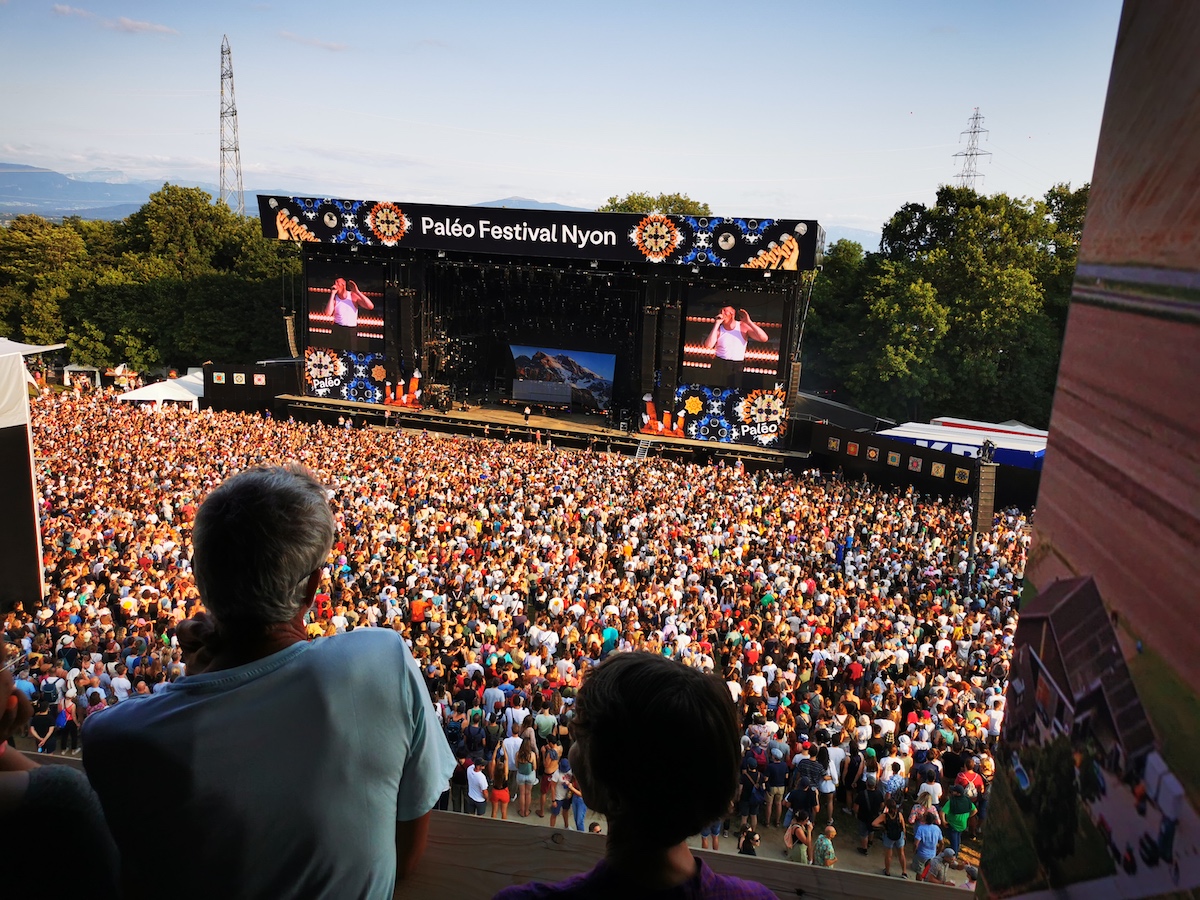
[253,193,824,461]
[275,393,810,469]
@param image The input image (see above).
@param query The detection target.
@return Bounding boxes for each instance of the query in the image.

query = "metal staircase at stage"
[635,440,652,460]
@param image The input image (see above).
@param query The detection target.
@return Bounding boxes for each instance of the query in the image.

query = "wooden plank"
[401,812,940,900]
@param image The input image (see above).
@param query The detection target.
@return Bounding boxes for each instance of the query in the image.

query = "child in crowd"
[493,652,775,899]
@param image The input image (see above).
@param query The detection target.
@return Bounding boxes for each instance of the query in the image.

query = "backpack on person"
[443,717,464,754]
[39,677,61,712]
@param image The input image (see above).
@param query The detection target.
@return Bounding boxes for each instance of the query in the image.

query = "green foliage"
[0,185,293,368]
[1029,736,1078,862]
[806,183,1088,427]
[66,321,112,368]
[597,192,712,216]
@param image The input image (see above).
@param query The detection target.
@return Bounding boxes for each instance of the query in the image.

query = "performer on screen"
[704,306,768,389]
[324,278,374,352]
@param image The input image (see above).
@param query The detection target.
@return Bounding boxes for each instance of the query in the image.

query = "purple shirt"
[493,857,776,900]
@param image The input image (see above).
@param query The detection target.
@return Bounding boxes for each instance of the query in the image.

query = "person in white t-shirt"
[109,665,131,703]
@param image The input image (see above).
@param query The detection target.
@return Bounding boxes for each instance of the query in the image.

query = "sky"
[0,0,1123,233]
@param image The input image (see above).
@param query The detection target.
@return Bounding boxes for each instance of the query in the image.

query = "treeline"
[804,183,1088,429]
[0,185,298,370]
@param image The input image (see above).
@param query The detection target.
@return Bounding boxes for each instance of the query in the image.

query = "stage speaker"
[384,284,402,383]
[640,307,659,394]
[398,288,415,370]
[974,462,997,533]
[786,359,802,404]
[659,304,681,396]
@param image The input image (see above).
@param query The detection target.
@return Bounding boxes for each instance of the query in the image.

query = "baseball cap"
[964,865,979,880]
[942,848,956,859]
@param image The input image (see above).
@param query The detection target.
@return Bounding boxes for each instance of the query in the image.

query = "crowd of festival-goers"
[3,390,1020,886]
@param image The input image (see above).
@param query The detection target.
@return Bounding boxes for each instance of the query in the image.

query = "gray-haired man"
[84,466,455,899]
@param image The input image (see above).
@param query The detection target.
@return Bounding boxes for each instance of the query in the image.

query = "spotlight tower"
[953,107,991,190]
[219,35,245,215]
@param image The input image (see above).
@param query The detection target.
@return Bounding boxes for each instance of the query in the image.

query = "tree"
[1030,736,1078,862]
[120,184,250,279]
[66,321,113,368]
[800,238,870,395]
[837,184,1074,426]
[597,192,712,216]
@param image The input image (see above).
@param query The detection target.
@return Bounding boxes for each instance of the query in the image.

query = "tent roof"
[172,372,204,397]
[0,338,66,357]
[118,378,202,404]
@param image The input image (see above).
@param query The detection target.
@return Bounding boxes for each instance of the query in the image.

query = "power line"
[219,35,245,215]
[953,107,992,190]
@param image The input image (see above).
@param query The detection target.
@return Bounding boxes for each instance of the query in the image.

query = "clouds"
[110,17,178,35]
[280,31,347,52]
[51,5,177,35]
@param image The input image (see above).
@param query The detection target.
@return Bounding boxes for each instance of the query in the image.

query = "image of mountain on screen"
[512,349,614,409]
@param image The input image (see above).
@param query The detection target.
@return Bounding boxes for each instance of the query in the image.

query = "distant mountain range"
[823,225,883,252]
[477,196,590,212]
[0,163,884,248]
[0,165,594,220]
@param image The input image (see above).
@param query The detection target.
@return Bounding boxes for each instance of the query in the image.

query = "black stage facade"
[251,195,823,458]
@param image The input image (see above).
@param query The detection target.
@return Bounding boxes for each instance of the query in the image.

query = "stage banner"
[258,195,821,271]
[640,383,788,447]
[304,348,388,404]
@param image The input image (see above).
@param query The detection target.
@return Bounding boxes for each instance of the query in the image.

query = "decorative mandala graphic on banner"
[674,384,787,447]
[304,348,343,388]
[304,348,387,402]
[368,202,407,245]
[338,351,387,404]
[741,389,786,426]
[634,215,680,262]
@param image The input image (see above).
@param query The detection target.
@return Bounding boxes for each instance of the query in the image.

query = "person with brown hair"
[493,652,774,899]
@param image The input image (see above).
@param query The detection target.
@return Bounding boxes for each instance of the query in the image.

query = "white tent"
[117,375,204,411]
[63,364,102,388]
[0,338,65,356]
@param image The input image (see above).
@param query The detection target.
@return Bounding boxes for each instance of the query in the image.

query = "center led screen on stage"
[304,260,388,404]
[682,289,786,391]
[510,345,615,410]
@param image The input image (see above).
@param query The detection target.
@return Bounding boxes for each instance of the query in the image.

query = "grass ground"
[1126,646,1200,811]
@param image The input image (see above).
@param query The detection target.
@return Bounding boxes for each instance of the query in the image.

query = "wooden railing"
[23,754,939,898]
[406,811,941,900]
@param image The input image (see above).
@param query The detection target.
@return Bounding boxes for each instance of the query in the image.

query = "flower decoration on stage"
[675,385,711,419]
[305,349,344,385]
[368,202,407,245]
[371,364,387,382]
[633,215,680,262]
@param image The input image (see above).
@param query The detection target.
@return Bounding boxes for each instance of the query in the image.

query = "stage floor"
[274,394,808,465]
